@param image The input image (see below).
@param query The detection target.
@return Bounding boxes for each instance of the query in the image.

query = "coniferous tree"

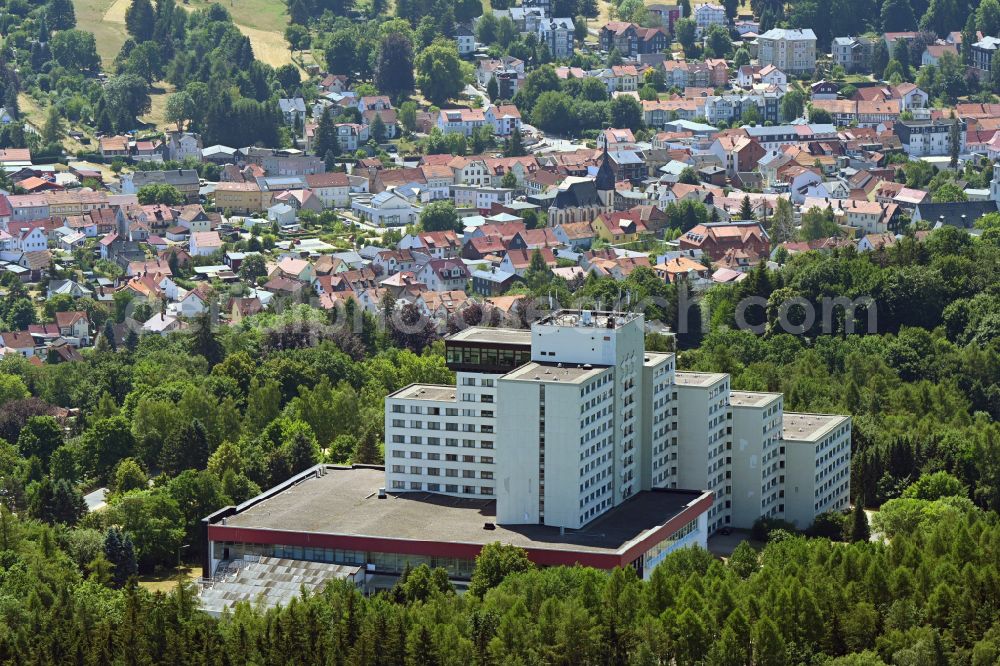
[850,498,871,542]
[313,107,340,157]
[125,0,156,42]
[189,310,223,367]
[104,527,138,588]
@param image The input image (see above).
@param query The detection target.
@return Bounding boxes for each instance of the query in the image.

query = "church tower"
[595,147,616,208]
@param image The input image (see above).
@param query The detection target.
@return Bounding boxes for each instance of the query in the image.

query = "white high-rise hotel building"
[384,311,851,534]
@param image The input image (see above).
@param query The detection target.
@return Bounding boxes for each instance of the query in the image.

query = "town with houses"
[1,0,1000,642]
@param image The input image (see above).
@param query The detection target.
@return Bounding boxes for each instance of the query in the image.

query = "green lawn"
[72,0,294,68]
[71,0,129,66]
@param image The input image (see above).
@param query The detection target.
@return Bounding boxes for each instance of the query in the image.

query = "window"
[446,469,458,477]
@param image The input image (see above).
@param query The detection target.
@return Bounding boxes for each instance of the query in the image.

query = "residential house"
[304,172,351,207]
[922,43,958,67]
[52,311,90,344]
[455,23,476,56]
[499,247,557,276]
[99,135,129,159]
[538,18,575,59]
[552,221,597,249]
[373,249,421,275]
[351,191,418,226]
[274,257,316,284]
[758,28,817,74]
[213,182,268,214]
[653,256,710,283]
[600,22,669,57]
[189,231,223,257]
[832,36,875,73]
[646,3,684,32]
[710,135,766,177]
[164,131,203,162]
[484,104,522,137]
[399,230,461,258]
[6,194,49,223]
[693,4,726,35]
[471,268,519,295]
[972,36,1000,80]
[279,98,308,127]
[46,191,109,217]
[123,169,200,203]
[894,118,966,156]
[363,108,399,140]
[437,108,486,136]
[415,258,471,291]
[599,65,640,93]
[1,331,35,357]
[679,221,770,261]
[334,123,368,152]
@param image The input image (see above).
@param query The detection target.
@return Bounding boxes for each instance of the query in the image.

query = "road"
[464,84,491,109]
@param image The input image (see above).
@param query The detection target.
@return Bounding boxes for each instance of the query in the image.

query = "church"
[545,149,616,226]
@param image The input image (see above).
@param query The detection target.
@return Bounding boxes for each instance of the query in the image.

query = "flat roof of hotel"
[674,371,728,387]
[782,412,850,442]
[388,384,457,401]
[446,326,532,346]
[643,352,675,366]
[730,391,782,407]
[501,361,610,385]
[220,466,707,555]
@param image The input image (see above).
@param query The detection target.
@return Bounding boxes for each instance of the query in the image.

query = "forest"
[0,497,997,664]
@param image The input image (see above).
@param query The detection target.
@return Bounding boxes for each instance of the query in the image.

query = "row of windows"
[446,345,531,368]
[580,373,612,397]
[391,480,495,495]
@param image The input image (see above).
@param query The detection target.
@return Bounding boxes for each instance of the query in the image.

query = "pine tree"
[752,616,786,666]
[102,319,117,351]
[104,527,138,588]
[189,310,223,367]
[371,113,387,143]
[125,0,155,42]
[738,195,754,220]
[352,427,381,464]
[486,75,499,102]
[850,498,870,542]
[503,129,526,157]
[313,107,339,157]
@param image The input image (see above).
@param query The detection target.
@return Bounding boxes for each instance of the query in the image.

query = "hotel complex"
[203,311,850,589]
[384,311,851,534]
